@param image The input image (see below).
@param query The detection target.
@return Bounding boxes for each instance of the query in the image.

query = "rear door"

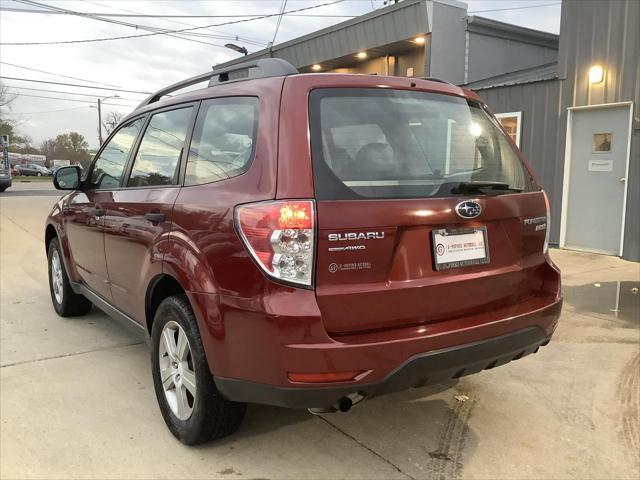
[308,88,549,335]
[102,105,195,323]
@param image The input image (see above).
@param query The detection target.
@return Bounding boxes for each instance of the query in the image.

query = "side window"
[127,107,193,188]
[90,119,143,189]
[185,97,258,186]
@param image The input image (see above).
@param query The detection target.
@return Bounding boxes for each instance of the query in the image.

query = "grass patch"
[14,176,54,183]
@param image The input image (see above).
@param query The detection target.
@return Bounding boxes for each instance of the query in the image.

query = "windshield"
[309,88,535,200]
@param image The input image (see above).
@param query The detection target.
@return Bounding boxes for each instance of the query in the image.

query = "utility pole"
[96,95,119,146]
[97,98,103,145]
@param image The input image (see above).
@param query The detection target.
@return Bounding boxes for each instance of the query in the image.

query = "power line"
[0,7,355,18]
[4,85,143,101]
[77,0,268,46]
[5,92,138,106]
[0,76,152,95]
[0,61,124,88]
[1,0,345,46]
[14,0,229,49]
[7,105,92,115]
[468,2,560,14]
[272,0,288,46]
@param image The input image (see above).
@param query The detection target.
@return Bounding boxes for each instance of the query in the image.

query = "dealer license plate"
[432,227,489,271]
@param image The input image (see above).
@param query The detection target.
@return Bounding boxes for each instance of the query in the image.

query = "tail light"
[543,191,551,254]
[235,200,315,287]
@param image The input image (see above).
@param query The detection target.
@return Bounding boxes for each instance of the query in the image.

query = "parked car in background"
[0,165,11,192]
[45,59,562,446]
[15,164,51,176]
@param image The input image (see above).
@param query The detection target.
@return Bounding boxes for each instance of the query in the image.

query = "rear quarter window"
[184,97,258,186]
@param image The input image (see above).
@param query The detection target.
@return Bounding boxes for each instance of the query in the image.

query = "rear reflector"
[287,371,361,383]
[235,200,315,287]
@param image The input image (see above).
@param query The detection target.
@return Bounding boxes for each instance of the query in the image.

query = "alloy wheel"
[50,250,64,304]
[158,321,197,420]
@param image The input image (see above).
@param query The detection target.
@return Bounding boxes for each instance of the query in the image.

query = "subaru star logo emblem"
[455,201,482,219]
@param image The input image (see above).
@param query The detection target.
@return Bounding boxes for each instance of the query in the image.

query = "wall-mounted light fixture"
[356,51,367,59]
[589,65,604,84]
[414,36,425,44]
[311,64,322,71]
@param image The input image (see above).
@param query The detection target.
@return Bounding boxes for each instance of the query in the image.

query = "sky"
[0,0,562,149]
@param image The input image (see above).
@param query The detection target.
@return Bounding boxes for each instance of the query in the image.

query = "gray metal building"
[469,0,639,261]
[219,0,639,261]
[216,0,558,84]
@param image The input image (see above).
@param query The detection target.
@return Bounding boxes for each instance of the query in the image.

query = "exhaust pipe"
[307,393,364,415]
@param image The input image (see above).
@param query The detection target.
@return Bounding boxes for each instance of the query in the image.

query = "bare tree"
[103,111,124,135]
[0,82,17,116]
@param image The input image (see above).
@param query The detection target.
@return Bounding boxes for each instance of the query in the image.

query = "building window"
[593,132,612,153]
[495,112,522,148]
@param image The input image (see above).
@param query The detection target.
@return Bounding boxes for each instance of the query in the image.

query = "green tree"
[40,132,91,169]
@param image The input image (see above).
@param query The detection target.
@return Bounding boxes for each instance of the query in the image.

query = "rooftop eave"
[466,15,559,49]
[214,0,430,70]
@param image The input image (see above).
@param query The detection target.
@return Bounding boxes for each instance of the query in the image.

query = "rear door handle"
[144,212,166,224]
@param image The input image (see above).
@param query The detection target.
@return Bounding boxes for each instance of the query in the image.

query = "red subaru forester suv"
[46,59,561,445]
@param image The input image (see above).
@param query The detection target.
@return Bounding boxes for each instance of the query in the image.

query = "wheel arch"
[145,274,187,335]
[45,223,57,253]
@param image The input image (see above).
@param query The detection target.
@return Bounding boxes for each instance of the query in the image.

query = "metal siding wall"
[213,0,429,71]
[557,0,640,260]
[626,129,640,261]
[429,2,467,84]
[467,33,558,84]
[476,80,564,244]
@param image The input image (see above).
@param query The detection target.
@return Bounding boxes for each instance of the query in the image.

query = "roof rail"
[136,58,298,110]
[420,76,453,85]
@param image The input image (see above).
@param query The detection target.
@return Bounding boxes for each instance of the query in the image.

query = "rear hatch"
[309,88,549,335]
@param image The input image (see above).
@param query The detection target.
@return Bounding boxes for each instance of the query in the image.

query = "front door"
[103,106,194,323]
[563,104,631,255]
[64,189,113,299]
[65,117,145,300]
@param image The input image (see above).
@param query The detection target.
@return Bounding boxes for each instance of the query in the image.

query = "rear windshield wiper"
[451,181,523,195]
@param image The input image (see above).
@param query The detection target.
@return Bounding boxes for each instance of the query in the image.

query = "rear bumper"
[213,297,561,408]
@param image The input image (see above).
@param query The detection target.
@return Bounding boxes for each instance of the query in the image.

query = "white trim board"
[495,111,522,148]
[559,101,634,257]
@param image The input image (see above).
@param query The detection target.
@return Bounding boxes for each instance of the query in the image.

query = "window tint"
[90,119,143,189]
[185,97,258,186]
[128,107,192,187]
[309,89,533,200]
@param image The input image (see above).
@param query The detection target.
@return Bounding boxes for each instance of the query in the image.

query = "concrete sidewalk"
[1,183,638,479]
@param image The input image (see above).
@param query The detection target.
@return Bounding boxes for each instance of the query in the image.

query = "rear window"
[309,88,534,200]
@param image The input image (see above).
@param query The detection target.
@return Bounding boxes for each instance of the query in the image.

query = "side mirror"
[53,166,81,190]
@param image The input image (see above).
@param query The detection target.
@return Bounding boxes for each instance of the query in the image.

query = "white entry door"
[561,103,632,255]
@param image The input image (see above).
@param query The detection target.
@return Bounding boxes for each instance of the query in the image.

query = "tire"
[47,237,92,316]
[151,295,246,445]
[0,187,6,193]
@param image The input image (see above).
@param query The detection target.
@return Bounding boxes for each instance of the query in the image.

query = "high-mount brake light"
[235,200,315,287]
